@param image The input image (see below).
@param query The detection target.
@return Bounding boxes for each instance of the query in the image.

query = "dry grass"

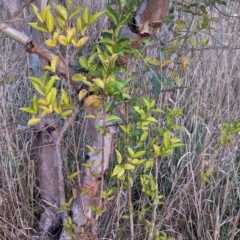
[0,1,239,240]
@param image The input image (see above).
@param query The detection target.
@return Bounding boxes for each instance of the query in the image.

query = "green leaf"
[119,6,135,25]
[93,78,104,89]
[45,39,56,47]
[38,98,48,106]
[28,117,41,126]
[146,117,158,123]
[40,5,51,22]
[76,16,85,34]
[106,100,115,112]
[153,144,161,156]
[112,164,123,177]
[76,36,89,48]
[170,143,184,148]
[55,5,68,20]
[128,176,133,187]
[106,115,121,122]
[124,163,135,170]
[200,37,210,47]
[83,7,90,23]
[133,151,145,158]
[51,56,59,73]
[29,22,48,33]
[189,36,197,48]
[115,149,122,164]
[128,147,134,158]
[78,89,88,101]
[47,88,57,104]
[46,10,54,33]
[79,56,88,69]
[169,137,181,143]
[57,16,66,29]
[8,75,14,84]
[140,131,148,141]
[19,107,36,114]
[89,11,104,24]
[45,75,58,95]
[119,0,126,10]
[145,57,160,66]
[105,5,118,25]
[61,110,73,118]
[69,6,83,20]
[72,73,87,82]
[145,160,153,169]
[58,35,68,46]
[32,95,38,113]
[28,76,42,86]
[68,171,81,180]
[31,81,45,96]
[65,0,73,9]
[31,4,43,23]
[114,25,124,39]
[116,38,130,52]
[66,28,76,42]
[61,88,70,105]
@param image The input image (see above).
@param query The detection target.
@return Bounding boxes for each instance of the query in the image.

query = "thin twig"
[13,0,36,19]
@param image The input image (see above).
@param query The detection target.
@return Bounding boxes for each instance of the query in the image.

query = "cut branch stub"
[118,0,170,65]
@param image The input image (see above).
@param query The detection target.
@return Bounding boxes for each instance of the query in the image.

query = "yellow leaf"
[78,89,88,101]
[51,56,59,72]
[76,36,89,48]
[45,39,56,47]
[84,95,101,108]
[66,28,76,42]
[181,55,189,70]
[27,117,41,126]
